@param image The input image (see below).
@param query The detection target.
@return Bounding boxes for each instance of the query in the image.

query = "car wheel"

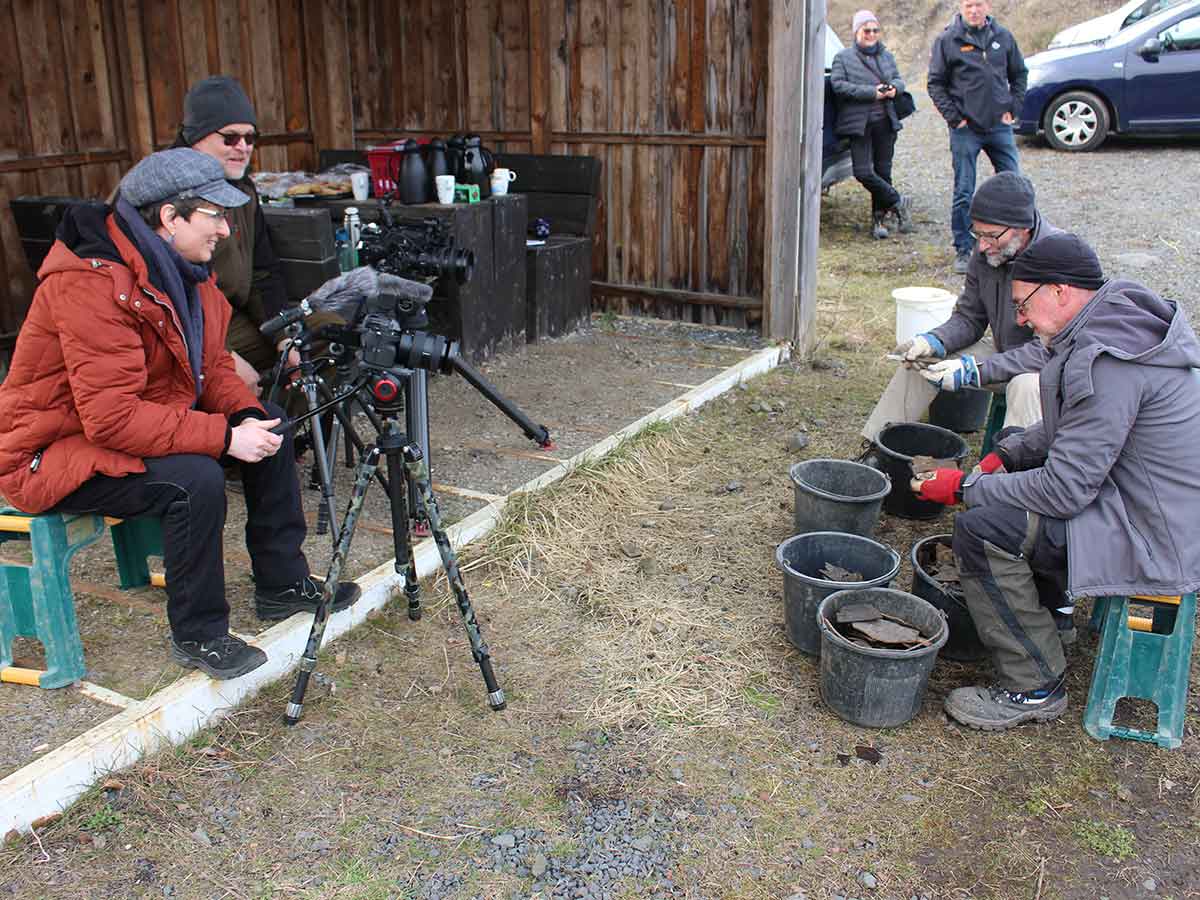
[1044,91,1110,151]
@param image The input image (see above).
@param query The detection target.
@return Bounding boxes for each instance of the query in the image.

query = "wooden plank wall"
[1,1,788,337]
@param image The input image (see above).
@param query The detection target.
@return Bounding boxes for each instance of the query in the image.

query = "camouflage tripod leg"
[403,450,507,711]
[284,446,382,726]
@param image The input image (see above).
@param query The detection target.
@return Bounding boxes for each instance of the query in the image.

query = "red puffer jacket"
[0,206,262,513]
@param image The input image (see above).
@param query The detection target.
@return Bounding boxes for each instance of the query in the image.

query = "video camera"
[357,215,474,285]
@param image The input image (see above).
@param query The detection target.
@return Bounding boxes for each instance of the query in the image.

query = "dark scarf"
[856,42,887,82]
[114,196,208,400]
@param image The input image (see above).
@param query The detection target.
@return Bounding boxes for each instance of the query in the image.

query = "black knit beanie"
[968,171,1036,229]
[181,76,257,145]
[1010,232,1105,290]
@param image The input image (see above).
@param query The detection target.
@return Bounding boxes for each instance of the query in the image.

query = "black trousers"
[54,402,308,642]
[849,119,900,215]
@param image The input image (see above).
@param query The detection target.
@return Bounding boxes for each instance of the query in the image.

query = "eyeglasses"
[1013,283,1044,317]
[192,207,229,225]
[969,225,1012,244]
[861,27,881,33]
[215,129,258,147]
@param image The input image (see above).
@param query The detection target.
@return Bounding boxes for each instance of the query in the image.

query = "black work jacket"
[927,15,1027,132]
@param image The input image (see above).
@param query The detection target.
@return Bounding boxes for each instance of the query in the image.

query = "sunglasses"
[861,27,881,33]
[1013,283,1044,316]
[215,129,258,147]
[969,225,1012,244]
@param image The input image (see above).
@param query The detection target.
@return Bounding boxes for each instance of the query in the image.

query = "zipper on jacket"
[30,450,43,473]
[141,287,187,344]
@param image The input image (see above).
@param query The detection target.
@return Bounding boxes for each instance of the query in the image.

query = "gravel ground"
[847,85,1200,322]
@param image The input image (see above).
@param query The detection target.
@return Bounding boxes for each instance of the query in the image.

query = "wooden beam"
[116,0,154,163]
[528,0,550,154]
[0,150,130,175]
[762,0,823,344]
[592,281,761,311]
[551,132,765,147]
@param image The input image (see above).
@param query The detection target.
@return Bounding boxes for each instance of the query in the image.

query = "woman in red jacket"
[0,149,357,679]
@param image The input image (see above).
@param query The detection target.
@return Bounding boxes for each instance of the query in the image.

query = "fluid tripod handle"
[260,299,312,339]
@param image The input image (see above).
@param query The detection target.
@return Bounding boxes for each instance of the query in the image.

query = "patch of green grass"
[742,682,781,715]
[81,804,122,832]
[1073,819,1136,861]
[597,309,618,331]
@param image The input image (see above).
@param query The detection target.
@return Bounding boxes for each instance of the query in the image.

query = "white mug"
[435,174,455,204]
[490,168,517,196]
[350,171,370,201]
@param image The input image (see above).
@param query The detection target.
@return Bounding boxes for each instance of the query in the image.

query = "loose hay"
[462,421,802,739]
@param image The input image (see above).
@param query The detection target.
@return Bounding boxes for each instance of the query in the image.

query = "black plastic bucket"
[910,534,988,661]
[929,388,992,434]
[789,459,891,537]
[872,422,969,520]
[817,587,948,728]
[775,532,901,657]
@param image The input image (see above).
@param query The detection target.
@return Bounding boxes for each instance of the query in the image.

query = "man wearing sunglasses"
[172,76,292,393]
[862,172,1055,442]
[910,233,1200,731]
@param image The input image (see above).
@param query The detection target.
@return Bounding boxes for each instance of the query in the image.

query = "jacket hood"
[1055,279,1200,391]
[38,202,121,278]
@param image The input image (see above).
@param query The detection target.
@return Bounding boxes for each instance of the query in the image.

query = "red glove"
[978,452,1005,474]
[915,468,965,505]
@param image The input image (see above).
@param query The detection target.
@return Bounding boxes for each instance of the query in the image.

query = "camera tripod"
[266,317,553,542]
[274,367,507,725]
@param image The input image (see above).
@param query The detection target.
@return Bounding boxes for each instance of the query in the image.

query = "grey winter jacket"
[927,215,1062,386]
[830,46,905,136]
[927,14,1027,132]
[965,279,1200,600]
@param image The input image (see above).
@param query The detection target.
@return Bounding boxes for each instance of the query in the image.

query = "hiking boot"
[871,212,890,240]
[953,251,971,274]
[255,575,362,622]
[944,679,1068,731]
[171,633,267,679]
[893,195,915,233]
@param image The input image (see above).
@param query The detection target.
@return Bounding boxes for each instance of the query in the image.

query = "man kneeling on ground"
[0,149,359,679]
[910,232,1200,730]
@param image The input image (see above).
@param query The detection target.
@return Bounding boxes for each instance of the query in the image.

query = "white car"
[1047,0,1185,48]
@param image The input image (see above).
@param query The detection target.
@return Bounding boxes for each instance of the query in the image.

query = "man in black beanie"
[173,76,292,392]
[862,172,1056,442]
[911,232,1200,731]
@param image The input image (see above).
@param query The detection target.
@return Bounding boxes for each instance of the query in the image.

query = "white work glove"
[892,334,939,362]
[920,356,980,391]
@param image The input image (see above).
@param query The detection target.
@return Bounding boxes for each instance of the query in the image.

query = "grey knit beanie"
[181,76,258,145]
[969,172,1037,229]
[852,10,879,35]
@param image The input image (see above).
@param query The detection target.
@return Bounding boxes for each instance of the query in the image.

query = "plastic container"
[928,387,992,433]
[867,422,968,520]
[775,532,901,656]
[892,286,956,345]
[817,587,948,728]
[910,534,988,661]
[789,459,891,537]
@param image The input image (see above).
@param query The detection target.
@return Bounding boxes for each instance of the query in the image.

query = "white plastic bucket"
[892,287,957,344]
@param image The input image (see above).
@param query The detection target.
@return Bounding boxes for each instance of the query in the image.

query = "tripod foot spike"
[284,702,303,725]
[488,689,507,711]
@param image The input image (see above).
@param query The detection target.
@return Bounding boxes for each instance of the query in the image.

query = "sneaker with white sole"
[171,633,267,679]
[944,679,1068,731]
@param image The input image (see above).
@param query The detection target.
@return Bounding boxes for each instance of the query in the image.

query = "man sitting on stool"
[862,172,1056,442]
[911,233,1200,730]
[0,149,359,680]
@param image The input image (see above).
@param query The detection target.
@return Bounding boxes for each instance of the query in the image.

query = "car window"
[1159,13,1200,50]
[1123,0,1177,28]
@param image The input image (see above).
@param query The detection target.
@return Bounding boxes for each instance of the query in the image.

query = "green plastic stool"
[1084,593,1196,750]
[0,510,106,687]
[979,395,1007,457]
[0,509,164,688]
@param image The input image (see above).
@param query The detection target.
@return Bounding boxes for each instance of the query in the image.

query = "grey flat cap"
[118,148,249,209]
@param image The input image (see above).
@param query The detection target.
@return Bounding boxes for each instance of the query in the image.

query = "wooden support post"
[528,0,551,155]
[762,0,824,346]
